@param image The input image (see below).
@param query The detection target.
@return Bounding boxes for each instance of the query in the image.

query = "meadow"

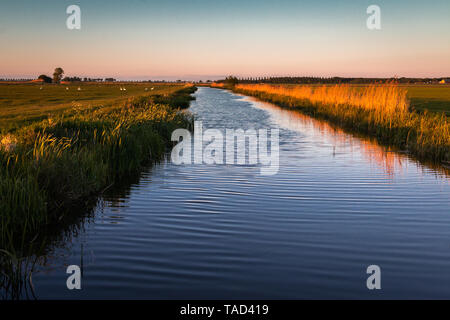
[0,83,196,245]
[0,83,188,133]
[222,83,449,164]
[406,85,450,115]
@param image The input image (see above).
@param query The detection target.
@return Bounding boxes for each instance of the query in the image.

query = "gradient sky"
[0,0,449,80]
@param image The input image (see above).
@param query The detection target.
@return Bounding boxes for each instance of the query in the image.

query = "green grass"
[405,85,450,115]
[0,83,186,133]
[0,84,196,246]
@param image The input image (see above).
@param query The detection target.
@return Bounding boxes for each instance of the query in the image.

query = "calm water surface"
[32,87,449,299]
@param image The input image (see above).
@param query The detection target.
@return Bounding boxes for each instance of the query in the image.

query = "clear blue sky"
[0,0,449,80]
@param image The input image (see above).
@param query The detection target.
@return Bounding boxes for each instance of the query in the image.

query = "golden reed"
[235,83,409,115]
[212,82,449,163]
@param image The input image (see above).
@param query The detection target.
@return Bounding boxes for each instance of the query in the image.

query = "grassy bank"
[222,83,449,164]
[149,85,198,109]
[0,85,196,245]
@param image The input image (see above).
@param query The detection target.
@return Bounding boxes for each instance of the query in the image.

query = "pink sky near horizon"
[3,41,449,81]
[1,1,449,80]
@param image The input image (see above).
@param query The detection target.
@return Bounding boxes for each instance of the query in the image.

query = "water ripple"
[32,87,450,299]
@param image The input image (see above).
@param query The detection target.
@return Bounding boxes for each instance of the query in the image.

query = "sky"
[0,0,449,80]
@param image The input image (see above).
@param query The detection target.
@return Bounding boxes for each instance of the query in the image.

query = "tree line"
[218,76,450,85]
[35,68,117,83]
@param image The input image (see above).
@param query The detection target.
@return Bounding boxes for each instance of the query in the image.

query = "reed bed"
[237,83,409,113]
[229,83,449,163]
[0,87,195,245]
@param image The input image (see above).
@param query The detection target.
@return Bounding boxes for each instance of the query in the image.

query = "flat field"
[405,85,450,115]
[0,83,186,132]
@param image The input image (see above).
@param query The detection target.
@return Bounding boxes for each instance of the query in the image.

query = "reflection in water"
[2,87,449,299]
[0,167,148,299]
[0,208,92,299]
[0,251,36,300]
[245,95,449,180]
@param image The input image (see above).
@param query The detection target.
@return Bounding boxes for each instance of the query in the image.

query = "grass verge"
[0,86,196,246]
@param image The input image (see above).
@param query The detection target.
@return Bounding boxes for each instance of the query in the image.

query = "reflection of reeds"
[309,117,403,177]
[252,98,404,176]
[232,83,450,164]
[0,249,37,300]
[303,114,402,176]
[251,96,449,178]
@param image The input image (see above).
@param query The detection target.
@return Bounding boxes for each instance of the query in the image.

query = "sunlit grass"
[228,83,449,164]
[0,83,188,133]
[237,82,409,114]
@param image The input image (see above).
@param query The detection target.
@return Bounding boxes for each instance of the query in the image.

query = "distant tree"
[224,75,239,87]
[62,76,82,82]
[38,74,52,83]
[53,67,64,83]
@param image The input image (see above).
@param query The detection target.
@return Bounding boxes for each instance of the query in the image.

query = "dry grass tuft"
[0,134,18,153]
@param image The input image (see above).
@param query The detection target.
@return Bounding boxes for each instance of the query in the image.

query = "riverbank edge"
[219,86,449,166]
[0,86,197,246]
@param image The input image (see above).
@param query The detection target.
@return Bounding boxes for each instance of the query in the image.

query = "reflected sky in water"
[26,87,450,299]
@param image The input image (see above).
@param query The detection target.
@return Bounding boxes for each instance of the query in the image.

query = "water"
[27,88,450,298]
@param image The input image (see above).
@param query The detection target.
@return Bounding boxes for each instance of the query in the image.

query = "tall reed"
[231,83,449,163]
[236,83,409,114]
